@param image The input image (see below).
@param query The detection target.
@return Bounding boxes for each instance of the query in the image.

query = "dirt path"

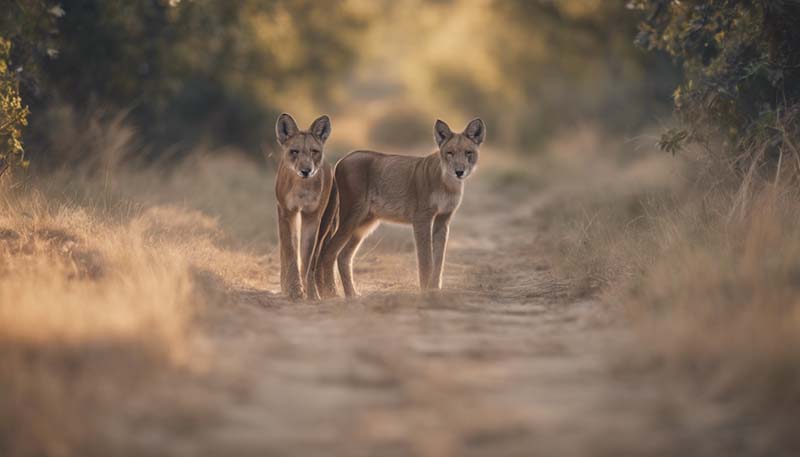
[132,173,729,457]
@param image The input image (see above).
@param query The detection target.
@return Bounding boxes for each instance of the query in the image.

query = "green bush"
[633,0,800,165]
[0,38,28,176]
[0,1,60,176]
[2,0,370,166]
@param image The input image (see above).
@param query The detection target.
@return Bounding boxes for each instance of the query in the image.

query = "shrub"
[633,0,800,171]
[0,38,28,176]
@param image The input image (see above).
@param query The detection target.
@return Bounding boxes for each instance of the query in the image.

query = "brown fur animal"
[274,113,336,300]
[316,118,486,297]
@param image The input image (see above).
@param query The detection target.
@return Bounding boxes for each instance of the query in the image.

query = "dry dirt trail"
[140,170,730,457]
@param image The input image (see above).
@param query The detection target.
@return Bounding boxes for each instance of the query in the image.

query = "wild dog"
[274,113,335,300]
[316,118,486,297]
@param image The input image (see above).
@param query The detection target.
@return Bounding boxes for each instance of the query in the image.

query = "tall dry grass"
[0,188,198,455]
[618,181,800,405]
[0,110,279,456]
[551,131,800,438]
[0,194,190,349]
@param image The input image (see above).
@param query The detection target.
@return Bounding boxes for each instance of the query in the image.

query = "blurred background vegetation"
[1,0,797,173]
[2,0,681,171]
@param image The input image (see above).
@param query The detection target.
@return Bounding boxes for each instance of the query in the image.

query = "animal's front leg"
[300,211,322,300]
[412,215,435,290]
[278,206,304,300]
[431,212,452,290]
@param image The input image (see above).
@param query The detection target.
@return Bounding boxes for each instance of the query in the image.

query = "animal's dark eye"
[466,151,474,158]
[289,149,299,157]
[311,149,321,155]
[445,151,454,156]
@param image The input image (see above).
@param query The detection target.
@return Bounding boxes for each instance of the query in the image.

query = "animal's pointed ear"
[464,118,486,145]
[276,113,299,145]
[434,119,453,147]
[309,115,332,143]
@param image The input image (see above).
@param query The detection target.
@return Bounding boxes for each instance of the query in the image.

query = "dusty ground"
[93,163,760,457]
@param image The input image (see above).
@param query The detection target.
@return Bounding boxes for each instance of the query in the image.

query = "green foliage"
[632,0,800,161]
[0,1,61,86]
[0,1,61,175]
[17,0,368,163]
[0,38,29,175]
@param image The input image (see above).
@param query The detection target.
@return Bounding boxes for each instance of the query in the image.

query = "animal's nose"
[455,170,465,178]
[299,168,312,177]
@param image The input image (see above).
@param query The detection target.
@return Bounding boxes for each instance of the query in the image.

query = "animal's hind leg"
[318,205,368,298]
[312,217,335,298]
[337,219,375,298]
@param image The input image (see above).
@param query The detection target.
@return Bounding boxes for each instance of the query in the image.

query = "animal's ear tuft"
[310,115,332,143]
[276,113,299,145]
[434,119,453,147]
[464,118,486,145]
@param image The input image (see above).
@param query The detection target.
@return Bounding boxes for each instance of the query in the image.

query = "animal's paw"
[314,272,338,299]
[284,283,306,301]
[307,286,321,301]
[343,288,360,298]
[318,283,339,299]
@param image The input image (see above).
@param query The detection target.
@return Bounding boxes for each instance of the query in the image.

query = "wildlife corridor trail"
[140,173,731,457]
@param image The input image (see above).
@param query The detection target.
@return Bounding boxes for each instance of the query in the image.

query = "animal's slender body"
[316,119,486,297]
[274,113,335,300]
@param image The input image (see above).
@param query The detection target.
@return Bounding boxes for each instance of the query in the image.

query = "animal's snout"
[455,170,465,178]
[299,167,312,178]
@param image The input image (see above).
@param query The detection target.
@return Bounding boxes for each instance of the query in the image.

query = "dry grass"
[623,185,800,406]
[0,196,189,348]
[0,143,277,455]
[0,189,193,456]
[530,129,683,294]
[551,135,800,435]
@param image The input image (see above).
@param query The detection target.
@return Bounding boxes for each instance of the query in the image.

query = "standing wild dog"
[316,118,486,297]
[274,113,335,300]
